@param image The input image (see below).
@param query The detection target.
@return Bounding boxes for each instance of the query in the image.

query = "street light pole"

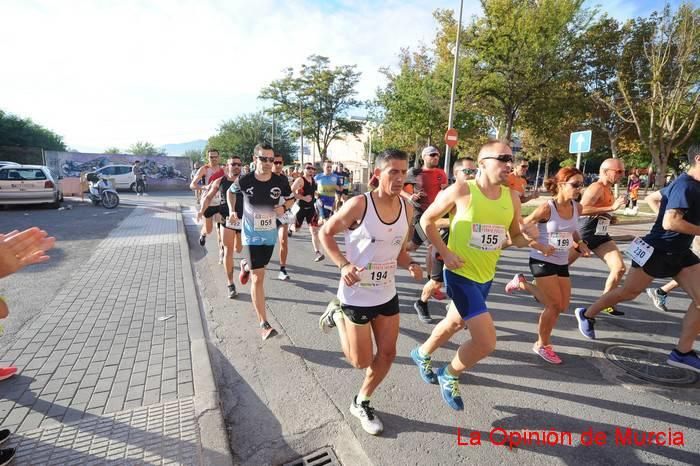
[271,111,275,148]
[299,100,304,166]
[444,0,464,174]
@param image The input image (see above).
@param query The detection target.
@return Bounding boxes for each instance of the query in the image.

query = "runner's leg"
[594,241,626,294]
[449,312,497,374]
[419,304,465,355]
[584,266,654,318]
[671,263,700,353]
[358,314,400,397]
[536,276,570,348]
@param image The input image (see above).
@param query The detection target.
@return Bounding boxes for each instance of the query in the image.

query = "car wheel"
[130,183,136,193]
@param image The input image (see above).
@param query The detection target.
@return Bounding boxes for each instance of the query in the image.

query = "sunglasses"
[228,163,241,167]
[305,166,315,170]
[481,154,513,163]
[606,168,624,174]
[520,165,529,169]
[257,156,274,163]
[459,168,478,176]
[562,181,584,188]
[273,161,283,165]
[426,153,440,157]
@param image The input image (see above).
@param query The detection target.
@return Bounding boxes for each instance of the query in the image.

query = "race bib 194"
[549,232,574,251]
[624,237,654,267]
[595,218,610,235]
[470,224,506,251]
[358,260,397,288]
[253,213,275,231]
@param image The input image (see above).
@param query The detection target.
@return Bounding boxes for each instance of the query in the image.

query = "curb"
[172,202,233,466]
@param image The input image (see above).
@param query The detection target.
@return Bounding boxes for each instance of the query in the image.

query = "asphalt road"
[184,200,700,466]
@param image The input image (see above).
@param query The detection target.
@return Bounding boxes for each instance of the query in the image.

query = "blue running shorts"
[444,269,492,320]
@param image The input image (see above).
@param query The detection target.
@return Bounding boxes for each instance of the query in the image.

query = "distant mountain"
[162,139,207,156]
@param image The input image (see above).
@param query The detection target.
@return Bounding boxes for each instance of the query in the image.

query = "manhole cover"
[283,447,340,466]
[605,345,699,385]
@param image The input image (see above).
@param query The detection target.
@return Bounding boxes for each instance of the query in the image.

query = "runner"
[409,141,537,410]
[568,158,628,316]
[506,155,539,203]
[413,157,477,323]
[406,146,448,251]
[575,144,700,373]
[190,149,225,247]
[198,157,243,298]
[334,162,352,209]
[191,162,203,204]
[229,143,294,340]
[290,163,325,263]
[504,167,592,364]
[313,160,340,261]
[272,153,294,280]
[318,148,422,435]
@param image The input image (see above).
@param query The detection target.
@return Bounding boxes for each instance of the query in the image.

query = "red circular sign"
[445,128,458,148]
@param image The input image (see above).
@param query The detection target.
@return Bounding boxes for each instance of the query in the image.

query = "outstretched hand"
[0,227,56,279]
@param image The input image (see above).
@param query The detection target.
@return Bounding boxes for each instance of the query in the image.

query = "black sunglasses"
[305,166,315,170]
[273,161,283,165]
[228,163,241,167]
[459,168,478,175]
[481,154,513,163]
[257,156,274,163]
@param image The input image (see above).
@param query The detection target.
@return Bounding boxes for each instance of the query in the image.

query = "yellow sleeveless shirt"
[447,179,514,283]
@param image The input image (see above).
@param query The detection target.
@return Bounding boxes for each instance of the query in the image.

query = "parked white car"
[0,164,63,208]
[92,164,144,192]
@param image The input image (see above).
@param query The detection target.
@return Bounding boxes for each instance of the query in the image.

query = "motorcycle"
[86,172,120,209]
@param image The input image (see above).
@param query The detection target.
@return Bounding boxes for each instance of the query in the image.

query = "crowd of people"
[191,141,700,436]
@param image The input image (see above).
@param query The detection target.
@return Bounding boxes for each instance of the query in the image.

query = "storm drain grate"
[604,344,699,385]
[283,447,340,466]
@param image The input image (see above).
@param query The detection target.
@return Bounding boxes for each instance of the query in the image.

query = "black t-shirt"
[231,172,292,245]
[644,173,700,252]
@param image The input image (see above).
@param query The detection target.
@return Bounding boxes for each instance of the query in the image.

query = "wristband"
[339,261,351,271]
[408,261,420,268]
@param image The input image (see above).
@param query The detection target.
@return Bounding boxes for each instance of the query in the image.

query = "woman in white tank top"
[504,167,592,365]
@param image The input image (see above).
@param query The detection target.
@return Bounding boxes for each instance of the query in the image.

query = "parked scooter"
[86,172,120,209]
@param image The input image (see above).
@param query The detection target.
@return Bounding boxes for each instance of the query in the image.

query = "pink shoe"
[0,366,18,381]
[533,344,562,364]
[505,273,525,294]
[432,288,447,301]
[239,259,250,285]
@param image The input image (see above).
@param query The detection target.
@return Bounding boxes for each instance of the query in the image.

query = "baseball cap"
[422,146,440,157]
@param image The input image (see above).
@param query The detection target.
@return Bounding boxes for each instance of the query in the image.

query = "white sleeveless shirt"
[337,193,408,307]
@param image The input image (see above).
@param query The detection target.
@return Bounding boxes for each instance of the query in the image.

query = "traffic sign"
[569,130,592,154]
[445,128,458,148]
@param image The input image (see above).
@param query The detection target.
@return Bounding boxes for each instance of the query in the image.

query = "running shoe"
[601,306,625,316]
[349,396,383,435]
[646,288,669,312]
[278,269,290,281]
[0,448,15,466]
[260,321,278,341]
[239,259,250,285]
[533,344,562,364]
[432,288,447,301]
[0,429,9,446]
[218,248,224,264]
[0,366,18,381]
[505,273,525,294]
[667,349,700,373]
[413,300,432,323]
[228,284,238,299]
[410,347,438,384]
[199,234,206,246]
[574,307,596,339]
[436,366,463,411]
[319,298,341,333]
[314,251,325,262]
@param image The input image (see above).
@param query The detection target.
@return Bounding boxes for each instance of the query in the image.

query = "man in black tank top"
[199,157,243,299]
[290,163,326,261]
[273,153,293,281]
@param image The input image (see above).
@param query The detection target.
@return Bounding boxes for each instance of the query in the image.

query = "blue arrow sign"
[569,130,592,154]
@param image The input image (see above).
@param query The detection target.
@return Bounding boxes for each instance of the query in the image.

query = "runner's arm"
[397,202,418,269]
[189,167,206,191]
[226,189,238,219]
[319,196,365,268]
[506,190,536,248]
[420,183,462,259]
[291,178,307,201]
[199,178,221,214]
[662,209,700,236]
[646,190,662,214]
[580,184,625,215]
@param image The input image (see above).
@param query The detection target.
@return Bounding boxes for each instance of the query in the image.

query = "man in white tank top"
[319,149,423,436]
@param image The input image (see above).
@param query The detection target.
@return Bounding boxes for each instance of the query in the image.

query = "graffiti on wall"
[44,151,191,189]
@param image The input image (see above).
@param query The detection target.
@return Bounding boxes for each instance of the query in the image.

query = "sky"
[0,0,682,153]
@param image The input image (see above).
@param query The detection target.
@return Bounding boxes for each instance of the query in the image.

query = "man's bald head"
[478,141,512,160]
[599,158,624,174]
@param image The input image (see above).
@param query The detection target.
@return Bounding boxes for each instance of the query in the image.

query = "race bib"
[470,224,506,251]
[549,232,574,251]
[595,218,610,235]
[253,212,275,231]
[290,203,301,215]
[226,217,241,229]
[358,260,396,288]
[278,210,295,225]
[624,237,654,267]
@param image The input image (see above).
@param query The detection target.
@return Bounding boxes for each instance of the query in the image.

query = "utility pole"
[271,112,275,148]
[299,100,304,166]
[444,0,464,173]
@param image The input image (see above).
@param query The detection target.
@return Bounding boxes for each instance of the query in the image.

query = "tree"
[127,141,164,157]
[207,112,297,164]
[442,0,590,141]
[260,55,363,162]
[0,109,66,150]
[610,3,700,182]
[104,147,121,154]
[183,149,204,166]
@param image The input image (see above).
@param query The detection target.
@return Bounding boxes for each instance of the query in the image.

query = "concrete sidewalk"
[0,203,231,464]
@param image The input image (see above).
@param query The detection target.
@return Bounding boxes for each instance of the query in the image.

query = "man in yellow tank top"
[409,141,537,411]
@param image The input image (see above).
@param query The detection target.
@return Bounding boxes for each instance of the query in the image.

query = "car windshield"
[0,168,46,181]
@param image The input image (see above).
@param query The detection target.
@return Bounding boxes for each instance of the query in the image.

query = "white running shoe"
[349,397,383,435]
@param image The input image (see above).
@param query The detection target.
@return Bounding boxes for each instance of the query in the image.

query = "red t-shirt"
[415,167,447,210]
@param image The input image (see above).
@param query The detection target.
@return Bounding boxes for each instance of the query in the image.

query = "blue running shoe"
[575,307,596,340]
[410,347,438,384]
[436,366,463,411]
[667,349,700,373]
